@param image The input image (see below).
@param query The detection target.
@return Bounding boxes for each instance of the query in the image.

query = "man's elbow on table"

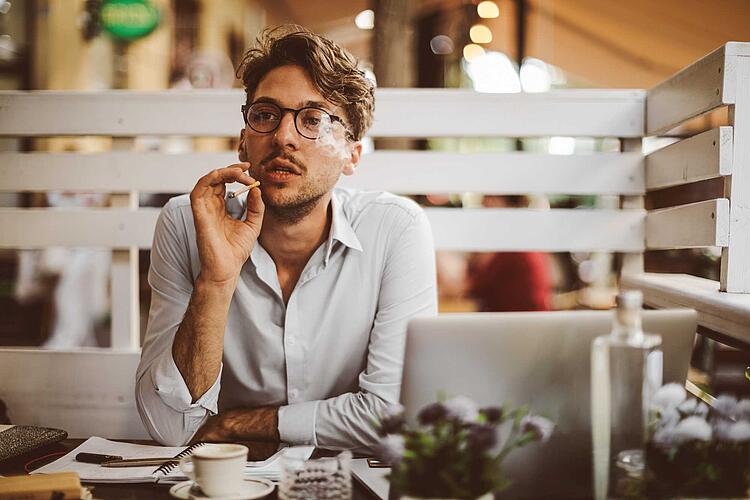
[135,375,206,447]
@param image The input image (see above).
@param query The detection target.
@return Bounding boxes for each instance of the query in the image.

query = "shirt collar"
[326,189,363,262]
[234,189,363,268]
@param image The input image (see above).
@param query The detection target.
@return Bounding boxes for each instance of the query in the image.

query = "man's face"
[239,65,362,216]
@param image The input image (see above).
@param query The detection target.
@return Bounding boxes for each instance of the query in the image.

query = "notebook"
[33,436,314,484]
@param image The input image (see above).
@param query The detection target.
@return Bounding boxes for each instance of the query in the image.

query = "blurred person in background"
[467,195,552,312]
[15,192,110,348]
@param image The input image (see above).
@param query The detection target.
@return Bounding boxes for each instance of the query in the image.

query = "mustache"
[259,151,306,172]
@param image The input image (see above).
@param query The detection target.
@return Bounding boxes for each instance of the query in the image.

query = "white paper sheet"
[33,436,187,483]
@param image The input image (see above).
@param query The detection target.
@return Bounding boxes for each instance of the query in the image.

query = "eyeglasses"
[242,102,352,140]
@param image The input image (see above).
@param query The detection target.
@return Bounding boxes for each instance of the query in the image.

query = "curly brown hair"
[236,25,375,142]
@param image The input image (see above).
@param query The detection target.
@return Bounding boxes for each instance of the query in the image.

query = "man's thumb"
[244,186,265,229]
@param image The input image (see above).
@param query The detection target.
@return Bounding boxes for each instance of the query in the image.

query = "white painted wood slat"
[647,43,750,136]
[426,208,644,252]
[622,273,750,345]
[0,208,160,248]
[1,151,645,195]
[0,349,146,439]
[646,199,729,249]
[646,127,732,190]
[345,151,644,195]
[371,89,645,138]
[0,207,645,252]
[0,89,645,138]
[0,152,236,193]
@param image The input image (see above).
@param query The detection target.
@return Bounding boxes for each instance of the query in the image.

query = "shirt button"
[287,337,295,346]
[289,389,299,398]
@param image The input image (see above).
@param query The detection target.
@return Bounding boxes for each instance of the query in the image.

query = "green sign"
[101,0,160,41]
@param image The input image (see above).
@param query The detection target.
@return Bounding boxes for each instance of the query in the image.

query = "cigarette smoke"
[314,118,350,162]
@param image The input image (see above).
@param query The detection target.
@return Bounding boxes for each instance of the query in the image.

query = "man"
[135,26,437,453]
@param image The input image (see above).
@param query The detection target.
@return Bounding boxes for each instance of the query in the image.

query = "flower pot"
[400,493,494,500]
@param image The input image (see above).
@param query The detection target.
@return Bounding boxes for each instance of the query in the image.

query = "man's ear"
[342,141,362,176]
[238,129,248,162]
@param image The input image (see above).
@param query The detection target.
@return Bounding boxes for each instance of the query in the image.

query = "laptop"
[399,309,697,498]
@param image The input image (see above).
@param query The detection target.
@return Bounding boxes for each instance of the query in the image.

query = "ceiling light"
[469,24,492,44]
[477,1,499,19]
[355,9,374,30]
[463,44,485,62]
[464,51,521,93]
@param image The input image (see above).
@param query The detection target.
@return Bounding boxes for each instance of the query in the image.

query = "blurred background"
[0,0,748,393]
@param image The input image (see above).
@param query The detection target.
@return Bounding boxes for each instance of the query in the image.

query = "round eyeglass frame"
[241,102,352,141]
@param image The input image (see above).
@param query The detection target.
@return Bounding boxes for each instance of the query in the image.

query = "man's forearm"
[192,407,280,445]
[172,276,236,401]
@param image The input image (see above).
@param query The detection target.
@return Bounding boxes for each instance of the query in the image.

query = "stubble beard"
[263,186,326,224]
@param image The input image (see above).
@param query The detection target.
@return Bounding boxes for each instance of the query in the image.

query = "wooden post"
[721,56,750,292]
[110,138,140,349]
[621,137,645,276]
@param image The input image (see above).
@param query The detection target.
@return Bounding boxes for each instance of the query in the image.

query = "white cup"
[179,443,248,497]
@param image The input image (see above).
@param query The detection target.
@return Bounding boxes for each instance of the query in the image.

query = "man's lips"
[264,157,302,175]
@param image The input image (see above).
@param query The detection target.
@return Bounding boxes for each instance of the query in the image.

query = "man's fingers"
[244,185,265,229]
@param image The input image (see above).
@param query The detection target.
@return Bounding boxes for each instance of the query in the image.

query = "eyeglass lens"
[246,103,334,140]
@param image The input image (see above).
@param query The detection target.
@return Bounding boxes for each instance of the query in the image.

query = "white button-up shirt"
[135,187,438,451]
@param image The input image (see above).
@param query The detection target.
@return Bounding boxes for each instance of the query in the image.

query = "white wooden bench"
[0,42,748,438]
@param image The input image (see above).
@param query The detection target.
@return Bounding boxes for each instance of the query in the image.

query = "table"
[0,440,379,499]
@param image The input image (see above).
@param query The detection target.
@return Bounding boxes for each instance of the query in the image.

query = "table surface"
[0,440,379,499]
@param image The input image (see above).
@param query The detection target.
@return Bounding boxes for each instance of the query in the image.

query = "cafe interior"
[1,0,750,498]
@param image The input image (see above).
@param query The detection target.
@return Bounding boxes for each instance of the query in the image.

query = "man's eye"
[303,117,321,127]
[252,112,278,122]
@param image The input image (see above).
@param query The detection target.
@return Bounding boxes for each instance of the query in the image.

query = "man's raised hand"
[190,163,265,286]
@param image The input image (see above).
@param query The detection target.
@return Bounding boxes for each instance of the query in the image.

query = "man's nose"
[272,113,299,150]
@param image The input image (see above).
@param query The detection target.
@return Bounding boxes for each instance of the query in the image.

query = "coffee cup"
[179,443,248,497]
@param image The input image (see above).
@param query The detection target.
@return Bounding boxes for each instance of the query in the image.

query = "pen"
[228,180,261,199]
[101,457,179,467]
[75,452,178,467]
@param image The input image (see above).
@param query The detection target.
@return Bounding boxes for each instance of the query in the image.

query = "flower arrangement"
[645,383,750,498]
[377,396,554,499]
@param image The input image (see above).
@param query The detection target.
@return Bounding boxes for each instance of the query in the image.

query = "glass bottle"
[591,290,663,499]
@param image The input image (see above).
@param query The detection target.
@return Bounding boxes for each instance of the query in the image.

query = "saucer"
[169,478,275,500]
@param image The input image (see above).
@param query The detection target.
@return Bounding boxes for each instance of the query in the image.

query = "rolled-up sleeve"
[279,206,438,452]
[135,200,221,446]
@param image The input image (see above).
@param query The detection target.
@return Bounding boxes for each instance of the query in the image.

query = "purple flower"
[653,425,676,445]
[714,395,739,420]
[417,402,447,426]
[480,406,504,424]
[443,396,479,423]
[521,415,555,442]
[468,424,498,450]
[677,398,709,418]
[379,434,405,464]
[727,421,750,442]
[378,412,406,437]
[653,383,686,411]
[714,419,732,441]
[673,416,712,443]
[657,407,681,429]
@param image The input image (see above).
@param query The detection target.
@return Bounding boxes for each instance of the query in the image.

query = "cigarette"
[228,181,261,199]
